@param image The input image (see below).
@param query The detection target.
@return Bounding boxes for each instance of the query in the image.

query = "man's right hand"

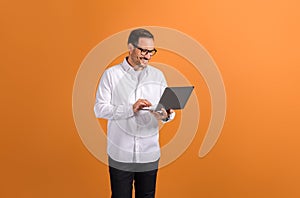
[133,99,152,113]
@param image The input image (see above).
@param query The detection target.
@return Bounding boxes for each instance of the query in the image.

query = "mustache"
[139,56,149,61]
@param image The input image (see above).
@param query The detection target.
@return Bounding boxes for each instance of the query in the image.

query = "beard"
[133,56,149,70]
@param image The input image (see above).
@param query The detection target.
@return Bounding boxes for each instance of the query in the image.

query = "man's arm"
[94,70,153,120]
[94,71,134,120]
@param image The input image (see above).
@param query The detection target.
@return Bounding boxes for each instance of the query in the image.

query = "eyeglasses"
[133,44,157,56]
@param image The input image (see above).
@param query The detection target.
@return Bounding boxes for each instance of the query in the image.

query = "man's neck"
[126,56,145,71]
[126,56,135,67]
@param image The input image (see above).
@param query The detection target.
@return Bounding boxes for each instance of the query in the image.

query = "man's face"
[129,37,155,68]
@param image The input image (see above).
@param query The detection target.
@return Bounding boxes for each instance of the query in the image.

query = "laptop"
[142,86,194,112]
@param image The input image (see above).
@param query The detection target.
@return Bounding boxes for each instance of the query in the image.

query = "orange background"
[1,0,300,197]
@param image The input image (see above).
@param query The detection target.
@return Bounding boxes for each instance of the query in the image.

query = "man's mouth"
[139,57,149,64]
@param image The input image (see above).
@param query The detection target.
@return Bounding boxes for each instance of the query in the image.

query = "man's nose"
[145,53,151,60]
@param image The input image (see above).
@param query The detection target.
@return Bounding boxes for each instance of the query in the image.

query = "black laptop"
[142,86,194,111]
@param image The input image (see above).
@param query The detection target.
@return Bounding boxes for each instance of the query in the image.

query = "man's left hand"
[150,108,173,121]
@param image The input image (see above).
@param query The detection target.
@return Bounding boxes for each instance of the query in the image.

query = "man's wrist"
[162,115,170,122]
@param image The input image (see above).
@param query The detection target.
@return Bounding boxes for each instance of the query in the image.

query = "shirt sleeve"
[160,72,176,123]
[94,70,134,120]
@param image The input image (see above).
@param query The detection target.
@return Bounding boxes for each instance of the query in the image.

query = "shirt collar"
[121,57,133,72]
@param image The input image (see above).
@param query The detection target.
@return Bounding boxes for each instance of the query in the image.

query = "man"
[94,28,175,198]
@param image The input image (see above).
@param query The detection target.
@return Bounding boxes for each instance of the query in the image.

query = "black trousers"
[109,157,159,198]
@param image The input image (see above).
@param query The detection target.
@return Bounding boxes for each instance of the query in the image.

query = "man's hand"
[151,108,174,120]
[133,99,152,113]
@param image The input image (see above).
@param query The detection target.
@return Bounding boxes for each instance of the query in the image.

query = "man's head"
[127,28,157,69]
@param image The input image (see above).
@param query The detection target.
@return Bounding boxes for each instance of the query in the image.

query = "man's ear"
[128,43,134,53]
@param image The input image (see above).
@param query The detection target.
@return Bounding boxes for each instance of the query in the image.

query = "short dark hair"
[128,28,154,46]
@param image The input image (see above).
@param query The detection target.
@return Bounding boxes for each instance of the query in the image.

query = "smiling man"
[94,28,175,198]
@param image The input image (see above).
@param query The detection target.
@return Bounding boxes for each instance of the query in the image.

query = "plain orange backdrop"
[1,0,300,197]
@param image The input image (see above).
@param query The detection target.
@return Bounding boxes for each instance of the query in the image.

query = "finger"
[137,99,150,106]
[138,102,151,110]
[143,99,152,106]
[160,108,168,119]
[140,101,148,107]
[161,108,167,115]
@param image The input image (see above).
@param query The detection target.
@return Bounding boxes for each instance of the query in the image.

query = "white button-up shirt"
[94,58,174,163]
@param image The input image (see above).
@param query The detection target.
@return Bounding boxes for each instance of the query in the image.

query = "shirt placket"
[133,70,144,163]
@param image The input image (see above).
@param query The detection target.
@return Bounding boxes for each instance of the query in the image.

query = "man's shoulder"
[147,65,164,74]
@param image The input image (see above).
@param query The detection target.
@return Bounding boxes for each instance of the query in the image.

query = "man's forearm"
[94,103,134,120]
